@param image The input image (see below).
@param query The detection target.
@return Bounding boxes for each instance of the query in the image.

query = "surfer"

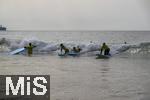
[0,38,7,45]
[72,46,82,53]
[24,43,36,56]
[60,43,69,54]
[77,46,82,52]
[100,43,110,55]
[72,47,78,53]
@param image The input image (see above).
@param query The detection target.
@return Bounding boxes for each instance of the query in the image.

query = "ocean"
[0,31,150,100]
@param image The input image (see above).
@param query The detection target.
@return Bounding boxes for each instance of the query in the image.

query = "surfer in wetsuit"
[77,46,82,52]
[0,38,6,48]
[72,46,82,53]
[24,43,36,56]
[100,43,110,55]
[60,43,69,54]
[72,47,78,53]
[0,38,6,45]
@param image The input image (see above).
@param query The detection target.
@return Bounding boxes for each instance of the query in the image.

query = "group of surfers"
[0,38,110,56]
[24,42,110,56]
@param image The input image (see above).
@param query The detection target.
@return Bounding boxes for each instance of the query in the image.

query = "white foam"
[1,38,150,56]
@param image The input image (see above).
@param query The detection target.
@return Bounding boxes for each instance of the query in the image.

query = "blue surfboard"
[58,52,79,57]
[68,52,79,56]
[10,48,25,55]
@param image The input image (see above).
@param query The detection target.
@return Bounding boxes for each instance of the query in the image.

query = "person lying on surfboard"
[72,46,82,53]
[60,43,69,54]
[77,46,82,52]
[100,43,110,55]
[24,43,36,56]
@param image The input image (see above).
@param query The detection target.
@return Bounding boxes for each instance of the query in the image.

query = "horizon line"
[5,29,150,32]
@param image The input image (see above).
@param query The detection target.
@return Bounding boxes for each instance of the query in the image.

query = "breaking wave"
[0,38,150,56]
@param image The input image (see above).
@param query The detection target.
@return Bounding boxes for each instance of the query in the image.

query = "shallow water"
[0,31,150,100]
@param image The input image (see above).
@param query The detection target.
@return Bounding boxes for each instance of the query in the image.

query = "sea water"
[0,31,150,100]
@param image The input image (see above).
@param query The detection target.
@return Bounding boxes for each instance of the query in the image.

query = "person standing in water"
[100,43,110,55]
[60,43,69,54]
[24,43,36,56]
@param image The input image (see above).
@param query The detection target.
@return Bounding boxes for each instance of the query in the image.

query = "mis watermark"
[0,75,50,100]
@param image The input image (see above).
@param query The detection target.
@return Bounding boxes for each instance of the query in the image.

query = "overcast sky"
[0,0,150,30]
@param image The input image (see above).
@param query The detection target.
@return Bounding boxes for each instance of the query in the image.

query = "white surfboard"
[10,48,25,55]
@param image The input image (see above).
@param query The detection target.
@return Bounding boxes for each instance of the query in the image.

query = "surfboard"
[96,54,111,59]
[58,52,79,57]
[68,52,79,56]
[58,53,67,56]
[10,48,25,55]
